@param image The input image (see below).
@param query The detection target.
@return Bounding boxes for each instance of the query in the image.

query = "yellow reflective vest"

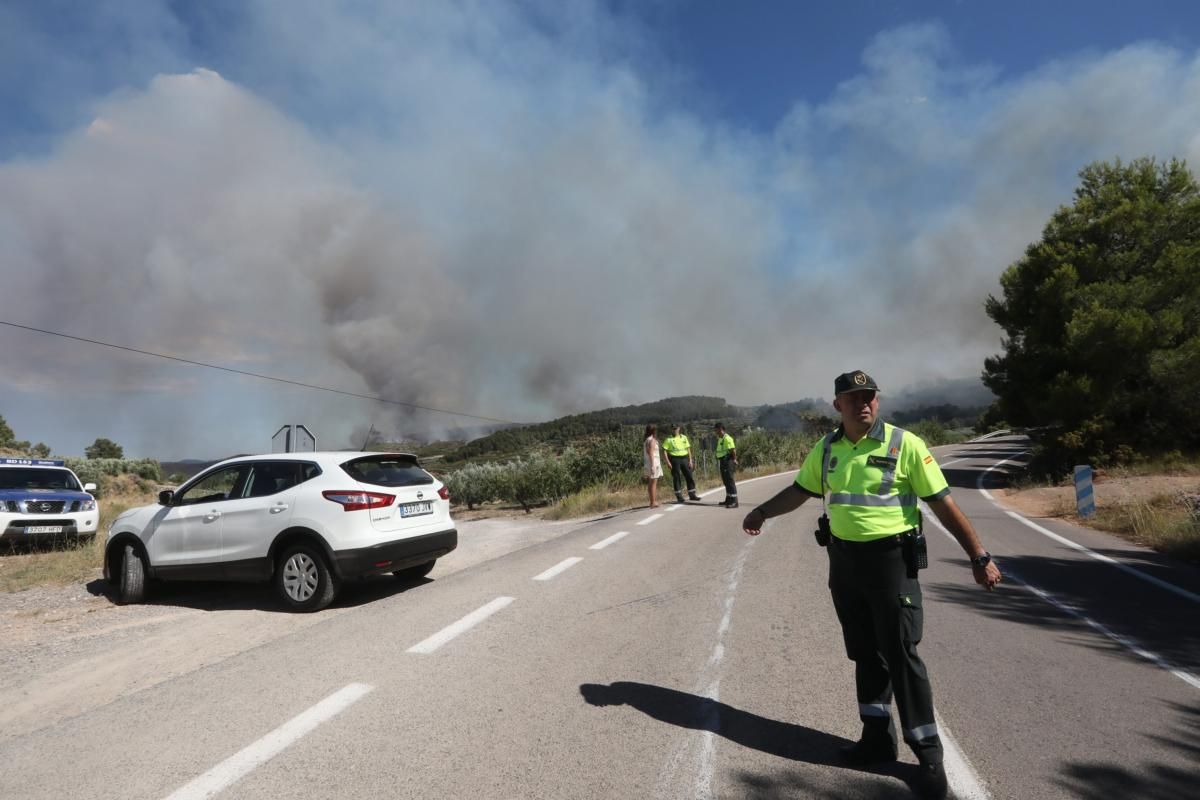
[663,435,691,456]
[794,420,949,541]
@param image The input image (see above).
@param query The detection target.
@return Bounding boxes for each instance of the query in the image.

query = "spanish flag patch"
[923,455,933,464]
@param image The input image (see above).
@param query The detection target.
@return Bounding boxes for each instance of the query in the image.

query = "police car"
[0,458,99,548]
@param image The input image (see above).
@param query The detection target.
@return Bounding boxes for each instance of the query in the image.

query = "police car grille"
[28,501,66,514]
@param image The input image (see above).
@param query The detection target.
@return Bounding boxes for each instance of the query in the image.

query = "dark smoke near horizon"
[3,5,1200,458]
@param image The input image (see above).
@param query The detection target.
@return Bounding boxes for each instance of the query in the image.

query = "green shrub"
[64,457,161,487]
[736,430,814,469]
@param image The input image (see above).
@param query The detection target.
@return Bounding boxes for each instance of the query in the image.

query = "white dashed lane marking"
[590,531,629,550]
[163,683,373,800]
[533,557,583,581]
[406,596,515,654]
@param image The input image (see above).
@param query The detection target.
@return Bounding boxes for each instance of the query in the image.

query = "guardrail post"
[1074,464,1096,518]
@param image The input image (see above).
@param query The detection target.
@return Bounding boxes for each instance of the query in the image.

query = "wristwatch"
[970,551,992,568]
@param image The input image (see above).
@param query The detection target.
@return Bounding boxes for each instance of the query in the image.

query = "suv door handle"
[270,504,289,514]
[204,511,222,522]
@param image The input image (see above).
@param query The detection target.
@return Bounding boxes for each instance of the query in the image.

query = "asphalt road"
[1,434,1197,799]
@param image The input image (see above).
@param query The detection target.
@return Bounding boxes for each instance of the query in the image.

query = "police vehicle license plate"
[400,501,433,518]
[26,525,62,534]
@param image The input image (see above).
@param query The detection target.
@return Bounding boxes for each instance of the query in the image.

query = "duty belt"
[829,532,908,551]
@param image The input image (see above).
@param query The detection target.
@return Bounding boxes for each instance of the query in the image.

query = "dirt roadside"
[993,473,1199,519]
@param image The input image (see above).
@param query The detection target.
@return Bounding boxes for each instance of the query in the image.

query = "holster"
[901,529,928,578]
[814,514,832,547]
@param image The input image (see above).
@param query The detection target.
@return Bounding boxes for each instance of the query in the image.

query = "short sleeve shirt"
[715,433,735,458]
[795,420,949,540]
[663,435,691,456]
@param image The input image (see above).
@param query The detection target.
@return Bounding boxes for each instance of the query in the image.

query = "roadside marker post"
[1074,464,1096,518]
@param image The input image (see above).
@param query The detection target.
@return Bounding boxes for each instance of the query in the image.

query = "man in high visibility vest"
[714,422,738,508]
[661,425,701,503]
[740,370,1002,800]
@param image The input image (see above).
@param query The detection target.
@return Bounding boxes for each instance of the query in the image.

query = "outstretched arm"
[926,495,1002,590]
[742,484,812,535]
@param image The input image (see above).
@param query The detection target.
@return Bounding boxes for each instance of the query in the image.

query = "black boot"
[913,761,948,799]
[839,736,898,767]
[688,491,700,501]
[675,493,686,504]
[725,498,739,508]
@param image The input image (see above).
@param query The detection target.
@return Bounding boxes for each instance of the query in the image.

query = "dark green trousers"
[827,536,943,765]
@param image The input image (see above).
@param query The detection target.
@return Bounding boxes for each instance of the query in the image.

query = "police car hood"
[0,488,92,502]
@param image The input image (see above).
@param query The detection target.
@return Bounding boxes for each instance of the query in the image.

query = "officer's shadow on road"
[580,681,923,796]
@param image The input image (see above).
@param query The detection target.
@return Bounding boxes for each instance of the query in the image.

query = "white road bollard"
[1074,464,1096,518]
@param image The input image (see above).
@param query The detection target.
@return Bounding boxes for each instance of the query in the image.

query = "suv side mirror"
[83,482,97,493]
[158,489,174,506]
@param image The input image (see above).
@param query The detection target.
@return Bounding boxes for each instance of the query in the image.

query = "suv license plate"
[400,501,433,518]
[26,525,63,534]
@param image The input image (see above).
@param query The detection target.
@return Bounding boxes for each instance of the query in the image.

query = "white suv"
[0,458,99,548]
[104,452,456,611]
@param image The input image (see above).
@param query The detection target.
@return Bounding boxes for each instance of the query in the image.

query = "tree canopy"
[983,157,1200,472]
[85,438,125,459]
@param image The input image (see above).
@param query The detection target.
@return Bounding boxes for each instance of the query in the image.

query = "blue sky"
[634,1,1200,128]
[2,0,1200,458]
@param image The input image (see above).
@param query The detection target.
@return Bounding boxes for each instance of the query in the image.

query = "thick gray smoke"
[2,5,1200,457]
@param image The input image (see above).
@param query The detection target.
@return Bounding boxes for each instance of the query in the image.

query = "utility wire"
[0,319,523,426]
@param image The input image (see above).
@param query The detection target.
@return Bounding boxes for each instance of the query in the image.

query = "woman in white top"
[643,424,663,508]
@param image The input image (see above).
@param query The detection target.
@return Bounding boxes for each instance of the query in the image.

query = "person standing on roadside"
[740,370,1002,800]
[714,422,738,508]
[643,424,663,508]
[662,425,701,504]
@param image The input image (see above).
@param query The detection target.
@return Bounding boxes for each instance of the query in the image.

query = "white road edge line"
[590,531,629,550]
[407,596,515,654]
[1002,510,1200,604]
[638,513,664,526]
[924,512,1200,692]
[163,682,373,800]
[533,557,583,581]
[978,458,1200,604]
[935,710,991,800]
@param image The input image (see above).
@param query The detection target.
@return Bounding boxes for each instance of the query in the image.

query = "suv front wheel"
[116,544,146,604]
[275,543,338,612]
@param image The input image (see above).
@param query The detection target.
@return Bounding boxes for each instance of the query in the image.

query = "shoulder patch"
[923,455,933,464]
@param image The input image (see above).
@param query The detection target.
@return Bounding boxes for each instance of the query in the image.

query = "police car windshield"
[0,468,81,491]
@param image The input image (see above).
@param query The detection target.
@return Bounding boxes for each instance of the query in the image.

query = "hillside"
[394,388,987,469]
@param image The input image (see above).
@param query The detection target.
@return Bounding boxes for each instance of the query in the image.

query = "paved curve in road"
[1,434,1197,799]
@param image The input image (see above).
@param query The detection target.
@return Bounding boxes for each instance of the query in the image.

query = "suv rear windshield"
[341,456,433,488]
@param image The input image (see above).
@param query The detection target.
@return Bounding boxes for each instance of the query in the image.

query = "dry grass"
[1087,492,1200,563]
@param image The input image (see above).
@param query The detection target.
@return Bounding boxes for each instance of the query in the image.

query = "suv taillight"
[322,490,396,512]
[438,486,449,501]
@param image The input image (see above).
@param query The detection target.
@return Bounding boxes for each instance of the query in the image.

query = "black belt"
[829,533,907,551]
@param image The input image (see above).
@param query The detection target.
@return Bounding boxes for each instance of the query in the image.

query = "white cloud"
[3,5,1200,456]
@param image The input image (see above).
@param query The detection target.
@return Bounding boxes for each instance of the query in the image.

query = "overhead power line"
[0,319,522,426]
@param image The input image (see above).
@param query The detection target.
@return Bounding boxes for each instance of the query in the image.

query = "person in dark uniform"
[740,370,1002,800]
[714,422,738,508]
[662,425,701,503]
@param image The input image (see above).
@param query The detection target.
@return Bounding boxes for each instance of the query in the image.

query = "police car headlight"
[81,498,97,512]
